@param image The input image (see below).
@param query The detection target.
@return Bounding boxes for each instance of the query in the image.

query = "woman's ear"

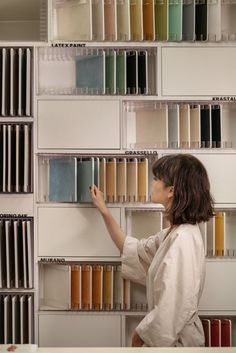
[168,186,174,198]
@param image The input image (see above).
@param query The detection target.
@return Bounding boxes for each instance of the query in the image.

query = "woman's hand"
[131,331,145,347]
[89,185,108,215]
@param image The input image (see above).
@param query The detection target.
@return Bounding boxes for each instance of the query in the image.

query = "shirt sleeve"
[121,232,162,286]
[135,230,205,346]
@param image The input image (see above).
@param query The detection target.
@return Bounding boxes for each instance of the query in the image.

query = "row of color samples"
[52,0,236,42]
[0,124,32,193]
[127,209,236,257]
[40,263,148,311]
[71,264,131,311]
[201,318,232,347]
[38,47,156,95]
[125,103,224,149]
[0,48,32,117]
[0,218,33,289]
[0,294,34,345]
[202,212,235,257]
[76,49,155,94]
[47,156,154,203]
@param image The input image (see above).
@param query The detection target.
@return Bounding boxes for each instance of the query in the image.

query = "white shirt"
[121,223,206,347]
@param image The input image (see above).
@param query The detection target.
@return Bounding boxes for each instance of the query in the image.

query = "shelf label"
[52,43,86,48]
[0,214,28,218]
[125,150,158,155]
[212,96,236,101]
[39,258,66,263]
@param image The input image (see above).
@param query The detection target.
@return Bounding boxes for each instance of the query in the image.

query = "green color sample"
[155,0,168,41]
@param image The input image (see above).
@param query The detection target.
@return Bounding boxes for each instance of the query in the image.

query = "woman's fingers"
[90,185,100,195]
[88,185,107,215]
[89,185,104,204]
[90,185,99,199]
[93,185,99,194]
[90,185,96,192]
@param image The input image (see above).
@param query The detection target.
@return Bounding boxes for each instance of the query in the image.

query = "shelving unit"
[0,0,236,348]
[0,43,35,346]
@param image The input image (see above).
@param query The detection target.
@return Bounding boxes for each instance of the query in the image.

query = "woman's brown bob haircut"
[152,154,215,225]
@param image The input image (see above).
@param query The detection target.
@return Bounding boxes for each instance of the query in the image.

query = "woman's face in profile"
[151,177,174,207]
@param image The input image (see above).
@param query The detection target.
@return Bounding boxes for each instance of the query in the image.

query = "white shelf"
[34,201,236,209]
[206,258,236,262]
[0,288,36,293]
[35,149,236,155]
[49,41,236,47]
[38,310,146,315]
[38,257,122,263]
[35,94,236,100]
[0,41,49,46]
[199,311,236,316]
[0,118,34,122]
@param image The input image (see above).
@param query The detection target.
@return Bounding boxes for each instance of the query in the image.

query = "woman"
[89,153,215,347]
